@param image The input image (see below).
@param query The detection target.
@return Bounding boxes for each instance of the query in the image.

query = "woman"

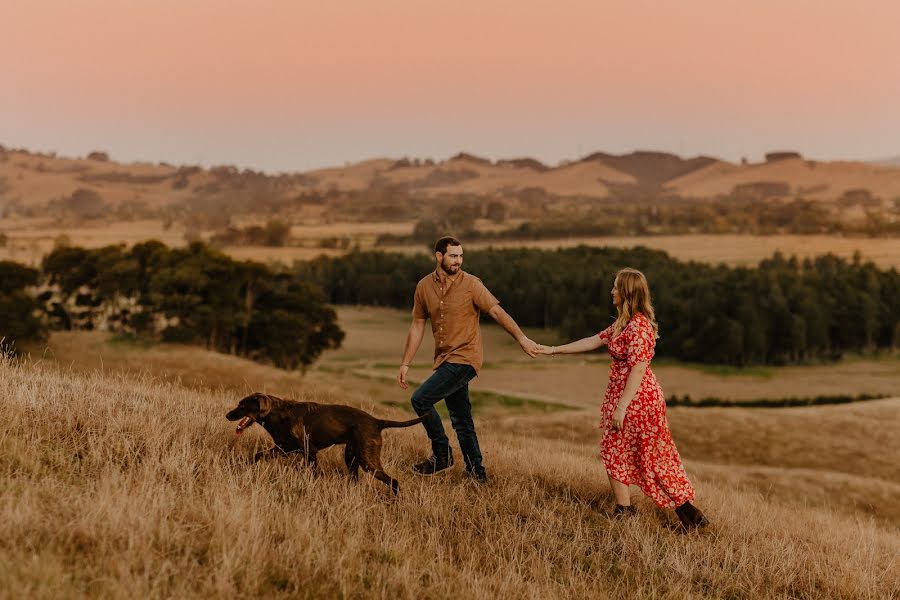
[537,268,708,530]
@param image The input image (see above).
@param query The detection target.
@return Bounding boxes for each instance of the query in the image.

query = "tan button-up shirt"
[412,270,500,374]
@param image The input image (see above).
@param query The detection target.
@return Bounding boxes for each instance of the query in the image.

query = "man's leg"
[444,366,483,476]
[410,363,473,464]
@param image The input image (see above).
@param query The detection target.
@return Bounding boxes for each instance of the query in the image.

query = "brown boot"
[675,501,709,530]
[612,504,637,519]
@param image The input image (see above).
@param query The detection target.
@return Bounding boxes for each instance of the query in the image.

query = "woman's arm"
[537,335,605,355]
[611,361,648,430]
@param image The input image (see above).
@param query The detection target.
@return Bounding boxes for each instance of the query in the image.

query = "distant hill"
[2,143,900,217]
[869,155,900,167]
[577,150,721,187]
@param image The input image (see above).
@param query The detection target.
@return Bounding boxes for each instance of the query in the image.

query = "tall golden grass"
[2,356,898,599]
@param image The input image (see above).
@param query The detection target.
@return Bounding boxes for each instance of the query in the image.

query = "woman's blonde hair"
[612,268,659,338]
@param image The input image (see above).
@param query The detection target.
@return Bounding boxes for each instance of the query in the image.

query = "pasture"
[317,306,900,407]
[2,216,900,269]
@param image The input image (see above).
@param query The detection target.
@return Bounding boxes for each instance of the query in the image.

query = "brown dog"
[225,392,424,494]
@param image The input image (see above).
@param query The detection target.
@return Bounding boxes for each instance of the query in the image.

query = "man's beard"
[441,258,460,274]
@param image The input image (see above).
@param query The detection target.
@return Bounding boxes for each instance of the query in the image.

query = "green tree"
[0,261,45,350]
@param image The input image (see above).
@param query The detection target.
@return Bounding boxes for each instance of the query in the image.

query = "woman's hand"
[611,405,627,430]
[534,344,555,355]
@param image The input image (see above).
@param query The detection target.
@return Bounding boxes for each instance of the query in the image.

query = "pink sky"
[2,0,899,172]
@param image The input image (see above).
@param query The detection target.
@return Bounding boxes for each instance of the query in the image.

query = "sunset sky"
[2,0,899,172]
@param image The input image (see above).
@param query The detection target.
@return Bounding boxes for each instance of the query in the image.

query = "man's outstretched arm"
[488,304,538,358]
[398,318,427,389]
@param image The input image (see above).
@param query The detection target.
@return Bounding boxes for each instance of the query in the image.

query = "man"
[398,236,538,483]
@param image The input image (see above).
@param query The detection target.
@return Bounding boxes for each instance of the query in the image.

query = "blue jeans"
[410,362,482,471]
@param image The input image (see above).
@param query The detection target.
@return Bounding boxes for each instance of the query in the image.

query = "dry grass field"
[458,234,900,270]
[2,213,899,270]
[2,347,898,599]
[0,218,410,266]
[219,233,900,270]
[0,218,188,265]
[8,307,899,596]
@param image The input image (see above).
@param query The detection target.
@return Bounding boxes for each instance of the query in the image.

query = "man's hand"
[611,405,627,431]
[398,365,410,389]
[519,337,539,358]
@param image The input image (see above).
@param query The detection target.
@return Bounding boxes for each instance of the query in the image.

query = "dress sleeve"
[625,315,655,367]
[597,324,614,345]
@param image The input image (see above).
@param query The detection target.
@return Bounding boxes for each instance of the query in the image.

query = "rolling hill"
[3,144,900,212]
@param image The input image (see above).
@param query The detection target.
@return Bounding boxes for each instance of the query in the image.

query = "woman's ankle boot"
[612,504,637,518]
[675,501,709,530]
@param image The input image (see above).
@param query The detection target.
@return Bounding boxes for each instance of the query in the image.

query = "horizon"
[2,0,899,173]
[7,141,899,176]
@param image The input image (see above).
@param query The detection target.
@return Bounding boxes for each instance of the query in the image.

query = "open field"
[0,218,404,266]
[0,219,189,265]
[461,234,900,269]
[3,214,900,269]
[380,233,900,269]
[2,352,898,598]
[231,232,900,268]
[316,307,900,407]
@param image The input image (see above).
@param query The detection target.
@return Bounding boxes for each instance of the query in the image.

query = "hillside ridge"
[4,143,900,206]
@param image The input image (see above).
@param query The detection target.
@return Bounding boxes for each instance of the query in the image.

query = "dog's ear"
[257,394,272,418]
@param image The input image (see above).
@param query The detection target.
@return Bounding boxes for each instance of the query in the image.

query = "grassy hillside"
[2,349,898,598]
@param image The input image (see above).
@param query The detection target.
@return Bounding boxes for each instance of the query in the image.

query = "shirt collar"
[432,269,463,285]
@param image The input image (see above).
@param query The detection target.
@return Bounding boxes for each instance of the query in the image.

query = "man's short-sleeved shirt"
[412,270,500,374]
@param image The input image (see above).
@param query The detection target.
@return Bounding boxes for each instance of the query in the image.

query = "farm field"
[458,234,900,269]
[0,218,404,266]
[2,216,900,269]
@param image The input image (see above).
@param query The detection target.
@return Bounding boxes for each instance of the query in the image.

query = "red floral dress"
[597,313,695,509]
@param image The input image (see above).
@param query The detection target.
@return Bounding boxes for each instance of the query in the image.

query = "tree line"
[5,243,897,368]
[1,242,343,369]
[296,247,900,366]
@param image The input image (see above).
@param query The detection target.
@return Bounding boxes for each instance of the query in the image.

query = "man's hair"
[434,236,462,255]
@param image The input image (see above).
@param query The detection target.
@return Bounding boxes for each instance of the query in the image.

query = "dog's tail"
[377,415,426,429]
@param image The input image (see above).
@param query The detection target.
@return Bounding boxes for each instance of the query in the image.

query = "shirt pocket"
[441,292,473,319]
